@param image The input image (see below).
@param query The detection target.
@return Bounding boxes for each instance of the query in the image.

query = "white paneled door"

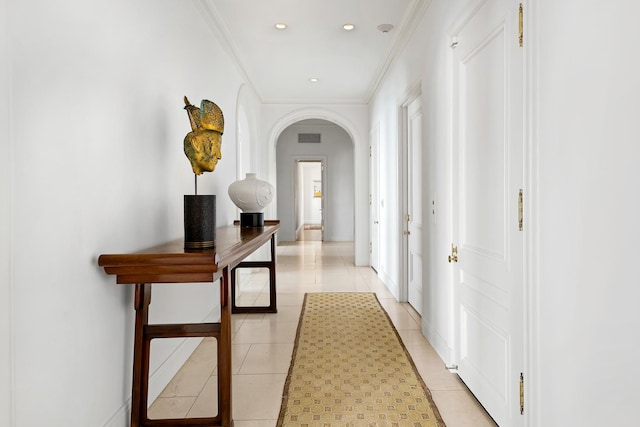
[407,97,423,315]
[370,125,380,272]
[451,1,524,426]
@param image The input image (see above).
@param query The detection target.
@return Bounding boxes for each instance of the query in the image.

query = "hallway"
[148,240,496,426]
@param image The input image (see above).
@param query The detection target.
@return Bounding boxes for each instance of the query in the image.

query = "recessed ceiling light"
[275,23,287,30]
[309,78,319,83]
[343,23,355,31]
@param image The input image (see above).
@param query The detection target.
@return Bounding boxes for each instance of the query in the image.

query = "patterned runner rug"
[277,293,446,426]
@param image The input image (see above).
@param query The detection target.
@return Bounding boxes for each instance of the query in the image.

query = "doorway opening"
[296,160,324,241]
[400,90,423,315]
[274,118,354,247]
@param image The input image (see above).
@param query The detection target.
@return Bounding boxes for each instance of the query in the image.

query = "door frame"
[521,1,538,424]
[399,81,423,304]
[294,157,327,241]
[370,122,380,272]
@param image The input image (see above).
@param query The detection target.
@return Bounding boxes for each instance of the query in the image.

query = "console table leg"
[230,233,279,314]
[131,283,151,427]
[219,268,232,426]
[269,234,277,310]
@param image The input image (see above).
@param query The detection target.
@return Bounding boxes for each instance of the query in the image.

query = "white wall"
[533,1,640,425]
[1,0,13,425]
[295,162,304,233]
[276,122,353,242]
[4,0,260,425]
[235,83,262,182]
[369,0,465,358]
[371,0,640,424]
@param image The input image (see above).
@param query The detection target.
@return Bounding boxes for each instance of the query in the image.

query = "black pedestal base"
[240,212,264,228]
[184,195,216,249]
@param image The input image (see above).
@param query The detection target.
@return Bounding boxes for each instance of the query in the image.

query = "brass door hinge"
[518,189,524,231]
[406,214,411,222]
[448,244,458,263]
[520,372,525,414]
[519,3,524,47]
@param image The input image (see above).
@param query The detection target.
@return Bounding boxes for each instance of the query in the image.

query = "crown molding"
[365,0,433,103]
[192,0,264,101]
[262,98,368,106]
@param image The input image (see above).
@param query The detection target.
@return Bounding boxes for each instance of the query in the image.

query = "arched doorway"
[265,108,368,266]
[275,119,354,244]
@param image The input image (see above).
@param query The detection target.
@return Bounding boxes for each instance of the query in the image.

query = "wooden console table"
[98,221,279,427]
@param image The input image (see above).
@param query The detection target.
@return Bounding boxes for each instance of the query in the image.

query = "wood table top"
[98,221,279,284]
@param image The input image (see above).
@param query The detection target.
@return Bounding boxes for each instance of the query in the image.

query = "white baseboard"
[422,318,454,366]
[378,269,400,301]
[102,400,130,427]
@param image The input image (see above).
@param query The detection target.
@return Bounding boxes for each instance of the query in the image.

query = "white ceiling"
[199,0,430,104]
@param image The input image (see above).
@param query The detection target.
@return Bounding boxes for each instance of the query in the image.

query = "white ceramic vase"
[228,173,274,213]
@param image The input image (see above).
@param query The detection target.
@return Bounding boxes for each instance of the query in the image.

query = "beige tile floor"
[148,238,497,426]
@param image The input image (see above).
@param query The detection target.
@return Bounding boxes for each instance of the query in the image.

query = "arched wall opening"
[265,108,368,265]
[275,119,354,243]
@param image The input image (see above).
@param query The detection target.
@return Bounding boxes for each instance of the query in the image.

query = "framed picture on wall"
[313,181,322,198]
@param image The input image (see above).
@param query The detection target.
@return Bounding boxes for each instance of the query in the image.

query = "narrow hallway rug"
[277,293,446,426]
